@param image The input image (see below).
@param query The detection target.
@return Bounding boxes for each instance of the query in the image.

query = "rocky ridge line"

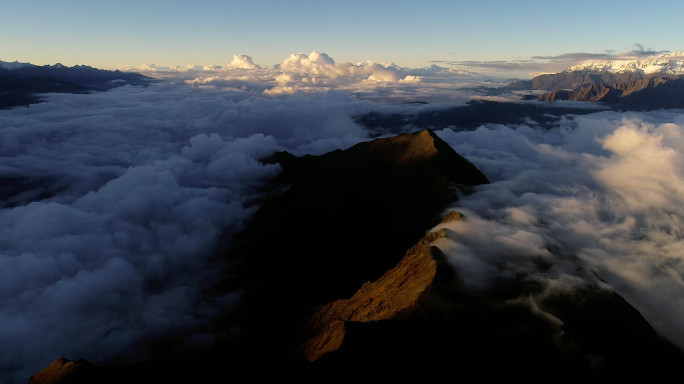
[298,212,463,361]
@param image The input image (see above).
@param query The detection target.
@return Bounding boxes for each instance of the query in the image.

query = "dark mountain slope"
[508,70,644,92]
[0,63,151,90]
[537,76,684,110]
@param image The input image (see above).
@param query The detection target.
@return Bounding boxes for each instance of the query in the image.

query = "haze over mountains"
[3,51,684,383]
[0,61,153,109]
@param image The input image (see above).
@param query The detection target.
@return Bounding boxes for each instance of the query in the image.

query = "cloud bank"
[433,109,684,352]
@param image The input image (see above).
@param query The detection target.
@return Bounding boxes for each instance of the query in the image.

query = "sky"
[2,0,684,78]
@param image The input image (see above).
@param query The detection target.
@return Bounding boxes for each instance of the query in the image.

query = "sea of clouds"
[1,52,684,383]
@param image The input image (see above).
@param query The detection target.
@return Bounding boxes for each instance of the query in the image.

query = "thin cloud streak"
[434,45,681,78]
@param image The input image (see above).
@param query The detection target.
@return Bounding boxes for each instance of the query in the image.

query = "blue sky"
[2,0,684,76]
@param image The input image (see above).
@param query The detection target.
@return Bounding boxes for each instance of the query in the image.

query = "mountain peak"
[0,59,34,70]
[29,358,98,384]
[224,128,490,359]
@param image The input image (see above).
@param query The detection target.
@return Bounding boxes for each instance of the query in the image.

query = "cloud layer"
[0,82,381,383]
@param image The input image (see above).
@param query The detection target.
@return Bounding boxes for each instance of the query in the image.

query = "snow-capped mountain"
[567,51,684,75]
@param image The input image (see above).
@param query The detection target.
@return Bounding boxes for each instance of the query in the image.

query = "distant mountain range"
[0,60,153,109]
[509,52,684,110]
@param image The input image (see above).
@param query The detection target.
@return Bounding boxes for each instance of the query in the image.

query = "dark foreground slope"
[29,129,683,383]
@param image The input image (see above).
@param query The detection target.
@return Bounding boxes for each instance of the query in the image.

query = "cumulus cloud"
[127,52,486,104]
[227,54,260,70]
[433,109,684,353]
[262,52,486,103]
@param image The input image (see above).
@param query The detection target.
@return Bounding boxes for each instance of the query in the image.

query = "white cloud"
[227,54,260,70]
[399,75,422,83]
[123,52,488,104]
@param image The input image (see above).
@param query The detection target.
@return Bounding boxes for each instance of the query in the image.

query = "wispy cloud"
[433,45,678,78]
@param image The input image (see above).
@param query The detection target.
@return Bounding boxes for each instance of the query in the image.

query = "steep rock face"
[298,225,452,361]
